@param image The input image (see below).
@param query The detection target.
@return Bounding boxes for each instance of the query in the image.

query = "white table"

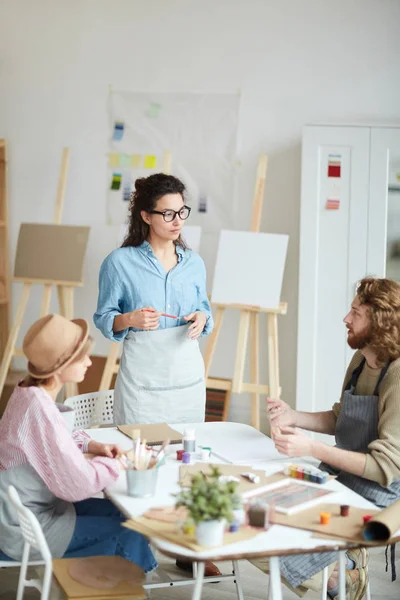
[88,422,382,600]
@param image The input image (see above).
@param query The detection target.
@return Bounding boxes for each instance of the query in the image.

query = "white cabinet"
[297,125,400,420]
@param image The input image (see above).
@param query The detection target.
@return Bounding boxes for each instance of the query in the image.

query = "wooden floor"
[1,546,399,599]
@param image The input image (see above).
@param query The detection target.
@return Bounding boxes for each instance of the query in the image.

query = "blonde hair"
[21,337,93,388]
[357,277,400,364]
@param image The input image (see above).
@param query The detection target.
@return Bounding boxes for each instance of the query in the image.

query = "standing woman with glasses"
[94,173,214,425]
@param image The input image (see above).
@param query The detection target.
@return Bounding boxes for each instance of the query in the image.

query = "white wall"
[1,0,400,426]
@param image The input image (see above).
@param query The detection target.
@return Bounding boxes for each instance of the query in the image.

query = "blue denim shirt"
[93,242,213,342]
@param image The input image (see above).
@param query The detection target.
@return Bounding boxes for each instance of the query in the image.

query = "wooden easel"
[204,155,287,430]
[99,150,172,391]
[0,140,10,361]
[0,148,82,400]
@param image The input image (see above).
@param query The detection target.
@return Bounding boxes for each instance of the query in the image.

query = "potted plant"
[175,466,241,546]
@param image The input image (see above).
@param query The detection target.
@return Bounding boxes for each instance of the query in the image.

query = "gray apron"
[113,324,206,425]
[322,358,400,507]
[280,357,400,589]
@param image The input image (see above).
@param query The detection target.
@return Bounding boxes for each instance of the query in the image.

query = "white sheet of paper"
[211,230,289,309]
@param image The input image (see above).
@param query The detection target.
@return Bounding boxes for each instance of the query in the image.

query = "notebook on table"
[117,422,183,446]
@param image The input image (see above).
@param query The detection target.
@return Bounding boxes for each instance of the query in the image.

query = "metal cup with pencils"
[125,431,169,498]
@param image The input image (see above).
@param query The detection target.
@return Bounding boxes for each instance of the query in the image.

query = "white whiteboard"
[118,224,202,253]
[211,230,289,309]
[108,91,239,232]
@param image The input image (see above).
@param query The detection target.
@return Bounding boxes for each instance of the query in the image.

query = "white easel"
[204,155,287,430]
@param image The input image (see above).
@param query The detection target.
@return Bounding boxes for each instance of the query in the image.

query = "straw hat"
[23,314,89,378]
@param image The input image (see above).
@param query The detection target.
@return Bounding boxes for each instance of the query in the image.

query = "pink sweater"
[0,385,120,501]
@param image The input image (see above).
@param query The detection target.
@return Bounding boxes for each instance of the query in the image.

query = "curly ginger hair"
[357,277,400,364]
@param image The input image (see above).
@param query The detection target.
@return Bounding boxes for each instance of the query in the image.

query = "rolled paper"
[363,498,400,542]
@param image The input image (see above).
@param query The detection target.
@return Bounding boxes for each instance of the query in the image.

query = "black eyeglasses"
[149,205,191,223]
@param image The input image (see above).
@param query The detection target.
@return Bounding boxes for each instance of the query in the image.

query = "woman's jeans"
[64,498,157,573]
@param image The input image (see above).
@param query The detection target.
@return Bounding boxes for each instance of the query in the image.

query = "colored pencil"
[142,309,178,319]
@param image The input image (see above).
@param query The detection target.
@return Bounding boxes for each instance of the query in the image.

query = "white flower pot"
[195,519,225,547]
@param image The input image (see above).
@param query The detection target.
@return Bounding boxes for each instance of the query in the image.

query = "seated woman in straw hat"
[0,314,156,573]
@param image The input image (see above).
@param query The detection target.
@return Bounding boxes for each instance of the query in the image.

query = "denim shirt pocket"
[177,282,197,318]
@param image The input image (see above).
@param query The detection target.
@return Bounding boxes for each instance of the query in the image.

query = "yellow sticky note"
[130,154,142,168]
[109,153,119,167]
[144,155,157,169]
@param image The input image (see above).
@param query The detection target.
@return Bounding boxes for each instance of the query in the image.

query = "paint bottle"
[229,520,240,532]
[320,471,329,484]
[248,503,269,528]
[183,428,196,453]
[363,515,373,523]
[320,512,331,525]
[201,447,211,460]
[340,505,350,517]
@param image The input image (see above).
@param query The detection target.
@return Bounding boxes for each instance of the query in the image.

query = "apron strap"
[345,357,390,395]
[373,360,391,396]
[345,357,366,391]
[385,543,397,581]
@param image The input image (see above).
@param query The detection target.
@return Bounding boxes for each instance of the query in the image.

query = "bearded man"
[253,277,400,599]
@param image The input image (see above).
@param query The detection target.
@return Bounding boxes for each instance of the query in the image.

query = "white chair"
[7,485,146,600]
[64,389,114,429]
[7,485,53,600]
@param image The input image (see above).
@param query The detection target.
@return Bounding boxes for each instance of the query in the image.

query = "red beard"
[347,325,372,350]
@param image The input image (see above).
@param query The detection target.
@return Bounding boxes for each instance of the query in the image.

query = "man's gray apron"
[280,358,400,589]
[113,325,206,425]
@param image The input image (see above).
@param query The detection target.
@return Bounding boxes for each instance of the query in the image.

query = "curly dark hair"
[357,277,400,364]
[121,173,189,249]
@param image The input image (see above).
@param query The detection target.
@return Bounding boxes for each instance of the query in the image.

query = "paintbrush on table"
[149,439,170,469]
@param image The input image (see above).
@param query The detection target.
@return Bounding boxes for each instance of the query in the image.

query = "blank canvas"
[211,230,289,309]
[14,223,90,283]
